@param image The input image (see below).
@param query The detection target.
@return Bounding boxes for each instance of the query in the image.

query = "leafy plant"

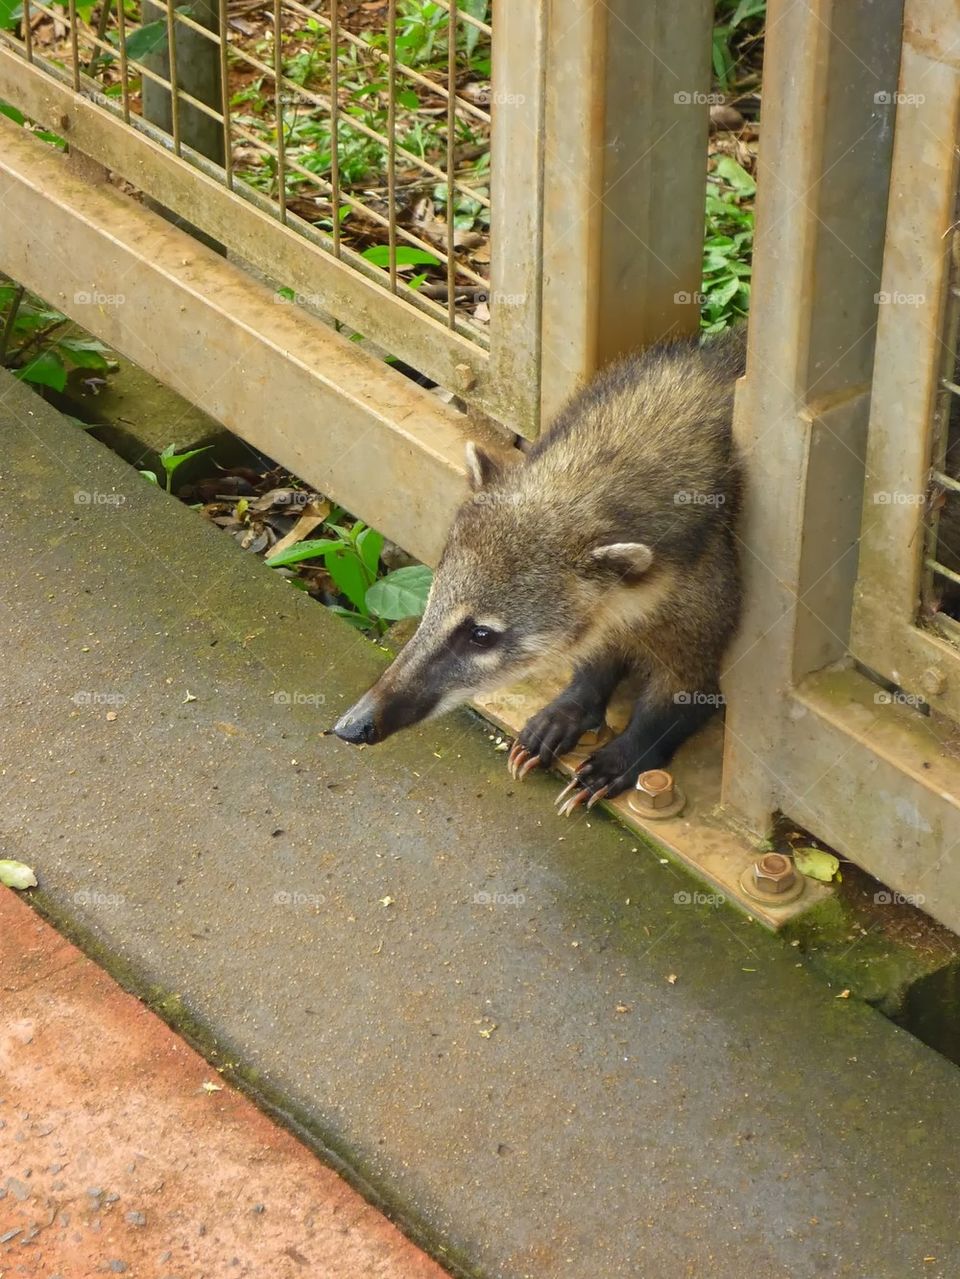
[0,281,114,391]
[267,519,432,630]
[140,443,213,493]
[712,0,765,90]
[393,0,490,69]
[700,155,755,332]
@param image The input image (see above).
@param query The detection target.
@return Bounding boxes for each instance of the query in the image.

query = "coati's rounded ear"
[588,542,654,581]
[464,441,501,491]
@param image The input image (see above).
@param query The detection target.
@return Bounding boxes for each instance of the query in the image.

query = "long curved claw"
[507,741,524,773]
[585,785,610,810]
[518,753,542,780]
[555,777,580,808]
[509,746,531,780]
[557,787,591,818]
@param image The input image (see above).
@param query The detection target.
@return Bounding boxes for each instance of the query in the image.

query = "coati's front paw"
[507,698,606,780]
[555,736,658,816]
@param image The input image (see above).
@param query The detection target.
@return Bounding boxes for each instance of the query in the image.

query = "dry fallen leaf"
[667,974,678,985]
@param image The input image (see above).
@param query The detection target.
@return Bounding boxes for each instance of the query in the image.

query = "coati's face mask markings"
[332,442,659,746]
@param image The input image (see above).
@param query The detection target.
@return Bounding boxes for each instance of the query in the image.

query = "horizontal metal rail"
[0,115,502,564]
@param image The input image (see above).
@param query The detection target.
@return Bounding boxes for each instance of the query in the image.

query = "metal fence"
[1,0,552,430]
[9,0,958,930]
[724,0,960,933]
[851,35,960,727]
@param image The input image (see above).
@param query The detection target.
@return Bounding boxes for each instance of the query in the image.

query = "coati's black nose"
[332,698,381,745]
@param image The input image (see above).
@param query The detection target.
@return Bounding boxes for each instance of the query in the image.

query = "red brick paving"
[0,888,450,1279]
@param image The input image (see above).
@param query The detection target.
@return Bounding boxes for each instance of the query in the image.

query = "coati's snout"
[332,664,443,746]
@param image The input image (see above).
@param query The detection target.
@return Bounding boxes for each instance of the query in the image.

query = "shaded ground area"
[2,370,960,1278]
[0,891,450,1279]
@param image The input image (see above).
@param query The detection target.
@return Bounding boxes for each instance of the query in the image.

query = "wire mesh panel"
[0,0,542,430]
[924,229,960,646]
[850,0,960,725]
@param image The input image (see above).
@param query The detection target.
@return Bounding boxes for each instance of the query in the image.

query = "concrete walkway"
[2,371,960,1279]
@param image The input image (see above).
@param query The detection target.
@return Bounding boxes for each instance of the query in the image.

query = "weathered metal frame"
[0,43,522,429]
[538,0,714,421]
[722,0,960,935]
[850,10,960,722]
[0,0,717,443]
[0,117,483,566]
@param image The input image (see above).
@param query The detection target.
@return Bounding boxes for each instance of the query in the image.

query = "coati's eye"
[469,625,499,649]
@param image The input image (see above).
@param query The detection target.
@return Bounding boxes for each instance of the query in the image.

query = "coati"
[333,328,746,813]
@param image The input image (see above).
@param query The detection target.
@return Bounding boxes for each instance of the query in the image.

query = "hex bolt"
[627,768,686,820]
[454,363,477,392]
[752,852,796,895]
[920,667,947,697]
[637,769,675,810]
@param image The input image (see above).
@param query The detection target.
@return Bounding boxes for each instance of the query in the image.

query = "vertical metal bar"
[329,0,341,257]
[218,0,232,186]
[117,0,130,123]
[386,0,398,294]
[445,0,457,327]
[165,0,182,154]
[68,0,80,90]
[272,0,287,222]
[22,0,33,63]
[722,0,904,833]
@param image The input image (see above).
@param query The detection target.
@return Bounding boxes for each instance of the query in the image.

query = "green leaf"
[0,859,37,889]
[158,443,212,477]
[58,336,111,370]
[124,17,170,62]
[17,350,67,391]
[793,848,841,883]
[32,128,67,151]
[365,564,433,620]
[706,276,742,309]
[266,537,342,568]
[361,244,440,268]
[328,604,372,630]
[0,99,25,123]
[396,88,420,111]
[714,154,756,198]
[140,470,160,484]
[731,0,766,27]
[326,546,369,612]
[0,0,21,30]
[356,526,384,578]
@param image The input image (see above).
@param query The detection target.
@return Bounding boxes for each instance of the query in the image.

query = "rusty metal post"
[721,0,903,833]
[537,0,714,424]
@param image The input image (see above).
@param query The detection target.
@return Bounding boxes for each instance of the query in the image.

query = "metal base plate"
[472,678,830,928]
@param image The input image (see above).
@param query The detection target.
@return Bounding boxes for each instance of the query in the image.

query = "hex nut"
[636,769,676,810]
[627,769,686,820]
[752,852,796,895]
[920,667,947,697]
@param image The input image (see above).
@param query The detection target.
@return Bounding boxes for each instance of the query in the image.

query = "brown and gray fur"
[334,328,746,808]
